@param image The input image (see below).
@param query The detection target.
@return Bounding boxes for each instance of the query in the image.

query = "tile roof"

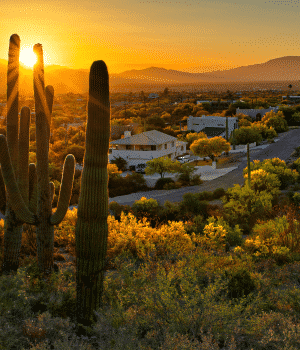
[109,129,183,145]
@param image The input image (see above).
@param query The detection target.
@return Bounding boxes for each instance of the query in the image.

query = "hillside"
[0,56,299,95]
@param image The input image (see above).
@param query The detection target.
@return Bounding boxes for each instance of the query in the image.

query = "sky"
[0,0,299,74]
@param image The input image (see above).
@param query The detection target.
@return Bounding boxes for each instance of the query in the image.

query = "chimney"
[124,131,131,138]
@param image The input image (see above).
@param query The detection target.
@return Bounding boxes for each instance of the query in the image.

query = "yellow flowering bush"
[202,222,227,252]
[106,211,195,260]
[243,168,281,197]
[243,158,299,190]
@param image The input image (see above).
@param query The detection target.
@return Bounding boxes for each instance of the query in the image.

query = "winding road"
[108,128,300,208]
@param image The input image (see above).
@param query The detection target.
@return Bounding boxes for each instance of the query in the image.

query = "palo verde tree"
[190,136,231,162]
[0,37,75,277]
[144,156,182,178]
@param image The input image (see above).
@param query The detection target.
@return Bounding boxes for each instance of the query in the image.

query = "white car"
[177,155,190,164]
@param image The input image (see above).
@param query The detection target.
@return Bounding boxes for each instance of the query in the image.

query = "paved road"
[107,128,300,209]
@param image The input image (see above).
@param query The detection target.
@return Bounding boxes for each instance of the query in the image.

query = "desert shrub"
[48,162,62,182]
[221,267,256,299]
[240,215,299,265]
[63,145,85,164]
[229,126,263,145]
[243,168,281,198]
[131,197,164,228]
[159,200,182,225]
[196,191,215,201]
[221,185,274,234]
[154,177,175,190]
[179,192,210,218]
[106,211,194,261]
[189,174,203,186]
[290,157,300,174]
[182,214,206,236]
[212,187,226,199]
[110,156,128,171]
[243,158,299,190]
[206,216,243,247]
[163,181,182,190]
[250,123,278,140]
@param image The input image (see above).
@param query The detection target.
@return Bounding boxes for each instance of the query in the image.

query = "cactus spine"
[0,37,75,278]
[75,61,110,335]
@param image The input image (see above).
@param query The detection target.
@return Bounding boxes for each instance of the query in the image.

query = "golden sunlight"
[19,47,37,68]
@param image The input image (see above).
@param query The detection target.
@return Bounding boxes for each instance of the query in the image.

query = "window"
[151,145,156,150]
[165,144,167,149]
[171,141,174,147]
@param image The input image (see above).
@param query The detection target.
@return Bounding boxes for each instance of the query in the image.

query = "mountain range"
[0,56,299,95]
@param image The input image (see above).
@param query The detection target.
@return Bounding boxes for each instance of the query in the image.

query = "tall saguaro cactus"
[0,38,75,278]
[247,142,251,189]
[75,60,110,335]
[1,34,24,274]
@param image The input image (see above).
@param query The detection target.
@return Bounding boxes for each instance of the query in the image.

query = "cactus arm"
[0,166,6,215]
[18,106,30,206]
[28,163,37,214]
[0,135,36,224]
[50,154,75,225]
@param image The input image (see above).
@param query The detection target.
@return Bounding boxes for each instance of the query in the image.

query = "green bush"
[222,267,256,300]
[196,191,215,201]
[206,216,243,247]
[179,193,210,218]
[154,177,175,190]
[212,187,226,199]
[163,181,181,190]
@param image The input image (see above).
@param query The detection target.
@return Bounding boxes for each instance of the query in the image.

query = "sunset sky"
[0,0,299,74]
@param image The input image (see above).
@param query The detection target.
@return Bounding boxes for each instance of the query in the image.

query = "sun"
[19,47,37,68]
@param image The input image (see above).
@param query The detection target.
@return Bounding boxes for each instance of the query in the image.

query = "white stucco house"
[109,130,188,171]
[187,115,239,139]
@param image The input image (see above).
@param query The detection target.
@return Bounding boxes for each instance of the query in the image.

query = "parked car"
[135,163,146,174]
[177,155,190,164]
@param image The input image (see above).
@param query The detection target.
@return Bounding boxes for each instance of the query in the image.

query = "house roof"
[110,129,186,145]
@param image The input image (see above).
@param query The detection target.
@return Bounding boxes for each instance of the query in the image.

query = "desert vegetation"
[3,33,300,350]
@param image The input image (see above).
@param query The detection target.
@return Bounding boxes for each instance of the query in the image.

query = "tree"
[144,156,182,178]
[190,136,231,162]
[110,156,128,172]
[229,127,263,145]
[238,118,252,127]
[262,110,289,133]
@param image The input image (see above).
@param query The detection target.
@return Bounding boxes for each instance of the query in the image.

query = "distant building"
[148,93,159,99]
[236,106,279,121]
[187,115,238,139]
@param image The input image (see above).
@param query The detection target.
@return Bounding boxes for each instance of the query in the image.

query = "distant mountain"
[0,56,299,95]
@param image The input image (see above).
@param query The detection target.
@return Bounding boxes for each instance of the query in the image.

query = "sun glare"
[19,47,37,68]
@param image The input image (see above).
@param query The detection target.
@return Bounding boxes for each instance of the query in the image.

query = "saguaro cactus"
[75,60,110,335]
[247,142,251,189]
[1,34,24,274]
[0,39,75,278]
